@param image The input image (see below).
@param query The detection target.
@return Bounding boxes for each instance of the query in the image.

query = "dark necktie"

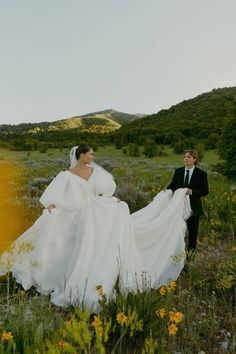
[184,170,190,187]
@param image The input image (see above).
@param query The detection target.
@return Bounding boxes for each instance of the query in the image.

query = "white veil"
[69,146,78,168]
[69,146,114,179]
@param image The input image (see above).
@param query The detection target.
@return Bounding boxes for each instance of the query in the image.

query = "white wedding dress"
[0,165,191,309]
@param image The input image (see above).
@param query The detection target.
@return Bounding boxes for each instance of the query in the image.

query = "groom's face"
[184,153,196,168]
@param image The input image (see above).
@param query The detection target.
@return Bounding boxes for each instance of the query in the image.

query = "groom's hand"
[185,189,192,195]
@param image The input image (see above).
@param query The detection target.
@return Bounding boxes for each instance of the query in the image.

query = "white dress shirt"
[184,166,195,183]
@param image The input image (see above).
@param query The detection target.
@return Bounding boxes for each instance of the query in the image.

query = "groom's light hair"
[184,149,199,165]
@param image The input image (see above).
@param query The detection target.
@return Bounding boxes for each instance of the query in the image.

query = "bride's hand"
[47,204,56,213]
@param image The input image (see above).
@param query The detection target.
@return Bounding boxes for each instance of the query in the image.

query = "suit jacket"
[167,166,209,215]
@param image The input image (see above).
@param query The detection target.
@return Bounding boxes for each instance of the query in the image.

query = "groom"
[167,149,209,261]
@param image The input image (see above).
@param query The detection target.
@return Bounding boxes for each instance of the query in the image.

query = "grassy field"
[0,146,235,353]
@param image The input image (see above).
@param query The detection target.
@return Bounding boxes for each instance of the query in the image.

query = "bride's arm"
[39,171,82,211]
[39,172,65,209]
[94,167,116,197]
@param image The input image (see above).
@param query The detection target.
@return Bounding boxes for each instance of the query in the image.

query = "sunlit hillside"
[0,109,144,135]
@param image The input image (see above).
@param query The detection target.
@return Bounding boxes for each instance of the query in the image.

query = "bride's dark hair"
[75,144,92,160]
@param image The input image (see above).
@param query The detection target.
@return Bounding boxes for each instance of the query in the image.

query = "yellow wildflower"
[156,308,166,319]
[116,312,128,326]
[58,340,67,348]
[1,331,13,341]
[168,323,178,335]
[159,286,166,295]
[167,281,176,292]
[92,315,103,336]
[169,311,183,324]
[96,285,104,297]
[92,315,102,327]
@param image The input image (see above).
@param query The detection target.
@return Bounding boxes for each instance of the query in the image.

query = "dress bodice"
[66,170,96,196]
[39,166,116,211]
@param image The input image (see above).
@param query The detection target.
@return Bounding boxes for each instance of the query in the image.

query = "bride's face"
[81,149,94,164]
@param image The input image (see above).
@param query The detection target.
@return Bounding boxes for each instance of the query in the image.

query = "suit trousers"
[186,214,200,251]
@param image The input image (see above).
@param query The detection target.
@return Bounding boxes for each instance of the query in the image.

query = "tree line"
[0,87,235,178]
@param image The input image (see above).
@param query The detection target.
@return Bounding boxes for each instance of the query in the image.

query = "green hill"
[112,87,236,149]
[1,88,235,153]
[0,109,144,135]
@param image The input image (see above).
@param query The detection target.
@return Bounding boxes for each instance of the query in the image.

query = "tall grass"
[0,147,235,353]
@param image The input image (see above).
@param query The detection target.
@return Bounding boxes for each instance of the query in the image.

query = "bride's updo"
[75,144,92,160]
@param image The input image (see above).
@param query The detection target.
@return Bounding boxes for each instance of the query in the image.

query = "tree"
[194,143,205,162]
[115,136,124,149]
[205,133,220,149]
[128,143,141,157]
[144,139,157,158]
[217,116,236,179]
[173,141,187,154]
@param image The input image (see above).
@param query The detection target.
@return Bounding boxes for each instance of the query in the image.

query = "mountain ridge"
[1,87,235,151]
[0,109,145,134]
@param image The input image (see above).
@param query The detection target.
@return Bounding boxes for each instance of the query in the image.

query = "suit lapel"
[179,167,185,187]
[189,167,198,187]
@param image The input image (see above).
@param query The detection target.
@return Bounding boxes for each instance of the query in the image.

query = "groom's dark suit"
[167,166,209,251]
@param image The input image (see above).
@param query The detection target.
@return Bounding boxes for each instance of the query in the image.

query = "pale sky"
[0,0,236,124]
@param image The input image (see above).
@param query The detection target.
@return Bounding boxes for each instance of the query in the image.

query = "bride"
[0,144,191,309]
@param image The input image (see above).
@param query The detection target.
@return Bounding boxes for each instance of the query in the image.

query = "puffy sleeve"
[39,171,82,211]
[94,166,116,197]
